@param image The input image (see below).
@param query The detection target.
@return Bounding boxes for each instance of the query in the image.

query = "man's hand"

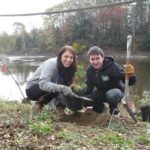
[123,64,134,76]
[60,85,74,96]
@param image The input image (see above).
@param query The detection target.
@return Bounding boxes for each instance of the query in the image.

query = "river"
[0,54,150,102]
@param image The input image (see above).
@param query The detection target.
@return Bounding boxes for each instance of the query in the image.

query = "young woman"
[26,45,77,111]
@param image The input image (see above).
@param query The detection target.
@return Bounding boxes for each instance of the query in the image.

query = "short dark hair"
[87,46,104,57]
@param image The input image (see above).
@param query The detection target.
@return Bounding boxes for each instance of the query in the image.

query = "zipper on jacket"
[96,71,99,83]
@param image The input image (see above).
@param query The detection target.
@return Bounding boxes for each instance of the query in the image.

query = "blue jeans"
[85,88,123,114]
[105,89,123,114]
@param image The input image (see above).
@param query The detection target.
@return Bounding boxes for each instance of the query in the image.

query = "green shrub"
[72,41,87,53]
[73,65,87,92]
[138,91,150,107]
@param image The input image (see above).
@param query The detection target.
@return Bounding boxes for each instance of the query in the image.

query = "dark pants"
[85,88,123,114]
[26,84,58,105]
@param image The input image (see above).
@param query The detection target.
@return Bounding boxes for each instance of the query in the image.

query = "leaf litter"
[0,101,150,149]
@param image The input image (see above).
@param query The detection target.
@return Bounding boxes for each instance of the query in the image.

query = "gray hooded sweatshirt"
[26,57,62,93]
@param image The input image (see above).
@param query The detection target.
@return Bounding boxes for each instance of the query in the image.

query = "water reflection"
[0,55,149,101]
[0,56,46,101]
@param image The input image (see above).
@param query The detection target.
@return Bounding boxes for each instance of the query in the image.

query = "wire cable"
[0,0,149,17]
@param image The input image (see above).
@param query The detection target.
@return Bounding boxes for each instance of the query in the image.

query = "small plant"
[138,91,150,107]
[29,122,52,135]
[28,112,54,135]
[72,64,87,93]
[139,91,150,122]
[139,99,150,107]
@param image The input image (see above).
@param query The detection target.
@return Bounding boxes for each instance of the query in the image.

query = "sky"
[0,0,66,34]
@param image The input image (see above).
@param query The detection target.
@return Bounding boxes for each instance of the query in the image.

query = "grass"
[136,134,150,144]
[98,132,134,149]
[0,100,150,149]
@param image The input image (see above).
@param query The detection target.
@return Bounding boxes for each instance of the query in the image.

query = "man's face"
[89,54,104,70]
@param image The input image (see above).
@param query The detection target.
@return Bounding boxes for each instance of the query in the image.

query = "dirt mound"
[57,108,111,126]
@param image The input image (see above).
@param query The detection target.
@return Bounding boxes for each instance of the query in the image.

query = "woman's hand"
[60,85,74,96]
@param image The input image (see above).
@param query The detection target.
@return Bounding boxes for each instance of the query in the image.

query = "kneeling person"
[84,46,136,115]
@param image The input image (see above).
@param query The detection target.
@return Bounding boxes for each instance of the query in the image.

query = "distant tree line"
[0,0,150,55]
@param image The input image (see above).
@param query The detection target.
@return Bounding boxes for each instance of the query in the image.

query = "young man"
[84,46,136,115]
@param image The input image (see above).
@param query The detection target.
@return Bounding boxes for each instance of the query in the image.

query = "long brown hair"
[57,45,77,85]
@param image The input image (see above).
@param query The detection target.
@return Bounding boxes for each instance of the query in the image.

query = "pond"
[0,54,150,102]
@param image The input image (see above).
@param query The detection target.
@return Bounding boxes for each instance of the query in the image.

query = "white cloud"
[0,0,66,34]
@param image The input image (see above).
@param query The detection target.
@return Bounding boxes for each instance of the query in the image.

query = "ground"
[0,101,150,150]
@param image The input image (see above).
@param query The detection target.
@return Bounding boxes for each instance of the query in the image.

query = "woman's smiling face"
[61,50,74,68]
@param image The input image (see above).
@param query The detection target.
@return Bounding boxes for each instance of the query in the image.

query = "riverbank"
[0,100,150,149]
[5,47,150,58]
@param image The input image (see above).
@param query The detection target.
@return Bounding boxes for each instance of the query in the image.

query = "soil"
[0,102,150,149]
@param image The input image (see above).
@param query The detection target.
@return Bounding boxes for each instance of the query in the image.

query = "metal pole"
[121,35,137,123]
[1,58,25,99]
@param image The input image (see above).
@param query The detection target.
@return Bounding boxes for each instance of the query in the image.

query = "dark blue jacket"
[85,57,136,94]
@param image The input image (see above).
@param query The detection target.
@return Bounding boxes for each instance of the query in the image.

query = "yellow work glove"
[123,64,134,76]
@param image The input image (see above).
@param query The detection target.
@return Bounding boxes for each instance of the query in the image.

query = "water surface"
[0,55,149,101]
